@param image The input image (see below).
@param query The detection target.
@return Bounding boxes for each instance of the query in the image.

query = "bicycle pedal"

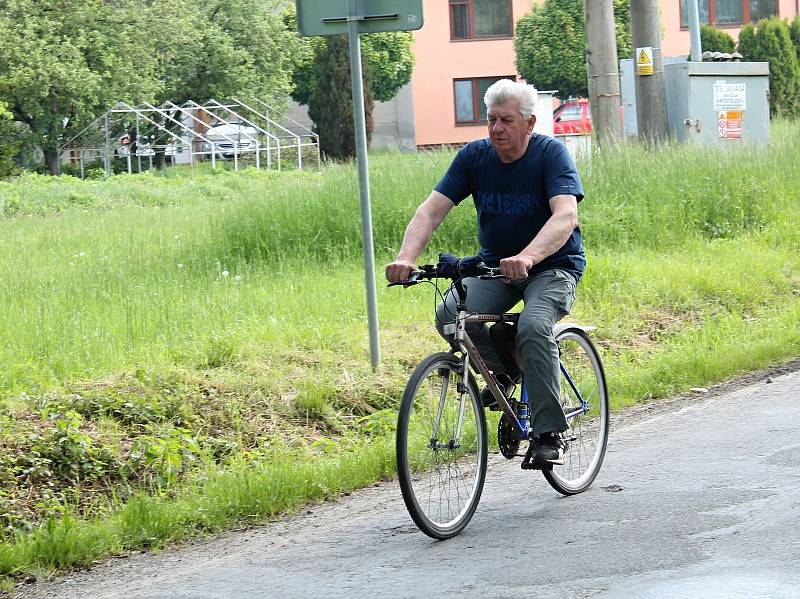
[521,459,542,470]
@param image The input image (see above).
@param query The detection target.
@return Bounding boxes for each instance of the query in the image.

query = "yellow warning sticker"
[637,47,654,76]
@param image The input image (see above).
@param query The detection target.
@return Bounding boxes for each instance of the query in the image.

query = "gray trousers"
[435,268,577,436]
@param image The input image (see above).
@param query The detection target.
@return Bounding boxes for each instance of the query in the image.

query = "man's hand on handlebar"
[385,259,416,284]
[499,254,535,281]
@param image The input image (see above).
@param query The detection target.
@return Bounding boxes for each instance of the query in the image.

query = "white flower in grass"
[177,263,184,269]
[234,275,242,281]
[79,251,86,257]
[221,270,229,277]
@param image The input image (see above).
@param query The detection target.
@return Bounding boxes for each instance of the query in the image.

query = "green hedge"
[738,17,800,118]
[700,25,735,53]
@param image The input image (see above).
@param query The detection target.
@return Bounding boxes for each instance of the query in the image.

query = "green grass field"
[0,122,798,585]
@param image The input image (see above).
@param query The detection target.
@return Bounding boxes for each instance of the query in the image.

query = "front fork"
[431,308,473,450]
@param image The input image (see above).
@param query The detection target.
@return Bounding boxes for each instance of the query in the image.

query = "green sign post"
[295,0,424,369]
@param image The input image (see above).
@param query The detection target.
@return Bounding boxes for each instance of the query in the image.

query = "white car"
[202,122,259,157]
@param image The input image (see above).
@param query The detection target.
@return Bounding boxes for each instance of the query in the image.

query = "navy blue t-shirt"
[434,134,586,281]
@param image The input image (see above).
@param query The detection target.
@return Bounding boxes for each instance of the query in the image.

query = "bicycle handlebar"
[388,253,506,287]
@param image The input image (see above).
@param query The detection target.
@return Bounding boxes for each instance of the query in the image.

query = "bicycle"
[391,255,609,539]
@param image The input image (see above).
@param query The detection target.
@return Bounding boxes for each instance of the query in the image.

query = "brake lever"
[479,269,507,280]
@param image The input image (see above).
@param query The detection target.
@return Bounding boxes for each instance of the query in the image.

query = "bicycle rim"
[396,352,487,539]
[543,329,609,495]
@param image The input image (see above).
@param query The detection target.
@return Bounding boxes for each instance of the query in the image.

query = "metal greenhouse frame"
[59,99,320,178]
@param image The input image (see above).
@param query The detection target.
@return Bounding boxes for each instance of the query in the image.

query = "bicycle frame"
[440,287,592,444]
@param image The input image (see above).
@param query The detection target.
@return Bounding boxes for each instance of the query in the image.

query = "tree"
[290,28,414,105]
[515,0,631,99]
[151,0,301,107]
[307,35,374,160]
[738,18,800,118]
[0,0,304,175]
[289,25,412,159]
[0,100,19,178]
[0,0,160,174]
[790,16,800,64]
[138,0,304,168]
[700,25,736,53]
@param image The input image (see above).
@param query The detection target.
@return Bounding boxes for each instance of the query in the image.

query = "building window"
[450,0,512,40]
[454,76,514,124]
[679,0,777,27]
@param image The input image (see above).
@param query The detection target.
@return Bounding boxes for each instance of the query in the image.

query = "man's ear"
[527,114,537,134]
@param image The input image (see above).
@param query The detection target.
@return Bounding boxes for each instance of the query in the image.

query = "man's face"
[487,99,536,162]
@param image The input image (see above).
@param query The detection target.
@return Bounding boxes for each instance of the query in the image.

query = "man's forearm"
[396,210,436,263]
[519,208,578,264]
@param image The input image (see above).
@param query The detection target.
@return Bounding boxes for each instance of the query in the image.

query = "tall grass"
[1,126,798,396]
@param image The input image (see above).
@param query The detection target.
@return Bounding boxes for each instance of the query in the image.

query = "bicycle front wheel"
[543,328,609,495]
[396,352,487,539]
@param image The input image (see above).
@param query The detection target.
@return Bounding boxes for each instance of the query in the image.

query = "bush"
[790,16,800,63]
[738,18,800,118]
[700,25,735,53]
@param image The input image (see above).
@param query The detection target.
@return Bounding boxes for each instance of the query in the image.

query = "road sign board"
[295,0,423,36]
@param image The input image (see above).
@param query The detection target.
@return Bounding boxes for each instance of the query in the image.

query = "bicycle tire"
[543,327,609,495]
[396,352,487,539]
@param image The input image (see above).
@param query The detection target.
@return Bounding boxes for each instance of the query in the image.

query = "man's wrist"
[396,253,417,264]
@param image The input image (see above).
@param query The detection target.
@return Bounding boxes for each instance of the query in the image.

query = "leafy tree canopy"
[0,99,17,177]
[290,28,414,105]
[151,0,302,107]
[514,0,631,99]
[0,0,159,172]
[0,0,303,173]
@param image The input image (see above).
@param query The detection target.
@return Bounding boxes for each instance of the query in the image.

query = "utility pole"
[630,0,669,143]
[584,0,622,146]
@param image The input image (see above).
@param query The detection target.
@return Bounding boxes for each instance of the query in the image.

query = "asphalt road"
[22,369,800,599]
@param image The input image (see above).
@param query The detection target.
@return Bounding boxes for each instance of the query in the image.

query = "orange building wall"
[661,0,799,57]
[410,1,799,147]
[411,0,533,146]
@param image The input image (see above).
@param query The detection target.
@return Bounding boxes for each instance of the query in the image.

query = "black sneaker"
[480,373,516,410]
[532,432,567,465]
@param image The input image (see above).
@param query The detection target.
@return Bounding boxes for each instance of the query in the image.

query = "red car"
[553,99,592,135]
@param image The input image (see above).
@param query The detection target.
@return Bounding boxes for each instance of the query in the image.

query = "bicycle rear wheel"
[543,328,609,495]
[396,352,487,539]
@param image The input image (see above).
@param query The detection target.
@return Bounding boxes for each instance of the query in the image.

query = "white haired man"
[385,79,585,465]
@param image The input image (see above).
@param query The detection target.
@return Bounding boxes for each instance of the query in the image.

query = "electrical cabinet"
[620,59,770,146]
[664,61,770,145]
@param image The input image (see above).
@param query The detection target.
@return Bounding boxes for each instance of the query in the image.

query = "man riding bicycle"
[385,79,585,466]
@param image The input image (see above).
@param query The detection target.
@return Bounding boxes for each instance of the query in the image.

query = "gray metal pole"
[687,0,702,61]
[630,0,669,143]
[103,113,111,177]
[584,0,623,146]
[136,114,142,173]
[347,0,381,369]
